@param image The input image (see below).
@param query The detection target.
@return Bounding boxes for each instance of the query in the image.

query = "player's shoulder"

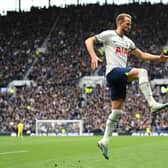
[101,29,115,35]
[95,30,114,41]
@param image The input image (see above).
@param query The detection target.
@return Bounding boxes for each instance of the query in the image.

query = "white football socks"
[101,109,122,145]
[138,69,157,106]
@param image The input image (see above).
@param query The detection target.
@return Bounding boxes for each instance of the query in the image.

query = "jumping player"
[85,13,168,160]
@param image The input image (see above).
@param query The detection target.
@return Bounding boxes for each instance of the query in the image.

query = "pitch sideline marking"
[0,150,28,155]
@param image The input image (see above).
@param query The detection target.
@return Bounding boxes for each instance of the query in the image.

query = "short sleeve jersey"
[95,30,136,74]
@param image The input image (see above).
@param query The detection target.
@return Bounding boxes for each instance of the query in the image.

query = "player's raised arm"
[85,36,103,70]
[131,48,168,62]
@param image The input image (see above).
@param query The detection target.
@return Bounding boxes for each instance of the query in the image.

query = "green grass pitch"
[0,136,168,168]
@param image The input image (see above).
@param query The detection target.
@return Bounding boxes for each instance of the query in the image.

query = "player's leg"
[98,67,128,159]
[100,100,123,145]
[20,129,23,137]
[127,68,168,112]
[98,100,123,160]
[18,129,21,136]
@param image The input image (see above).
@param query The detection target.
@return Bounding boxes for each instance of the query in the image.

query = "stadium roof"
[0,0,166,15]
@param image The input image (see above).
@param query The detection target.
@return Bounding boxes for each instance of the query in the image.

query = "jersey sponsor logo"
[115,47,128,56]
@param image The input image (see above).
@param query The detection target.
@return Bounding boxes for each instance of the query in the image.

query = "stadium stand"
[0,3,168,135]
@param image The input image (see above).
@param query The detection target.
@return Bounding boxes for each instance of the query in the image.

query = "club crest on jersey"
[115,47,128,56]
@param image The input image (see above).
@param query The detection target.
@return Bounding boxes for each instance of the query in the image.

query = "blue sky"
[0,0,168,15]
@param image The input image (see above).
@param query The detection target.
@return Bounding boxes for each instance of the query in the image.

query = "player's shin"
[101,109,122,145]
[138,69,157,106]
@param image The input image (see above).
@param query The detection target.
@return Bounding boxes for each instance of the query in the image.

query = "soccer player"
[17,122,24,137]
[85,13,168,160]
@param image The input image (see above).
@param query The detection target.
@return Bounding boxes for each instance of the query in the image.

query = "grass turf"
[0,136,168,168]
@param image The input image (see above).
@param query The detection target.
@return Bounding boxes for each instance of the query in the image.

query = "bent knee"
[128,68,147,78]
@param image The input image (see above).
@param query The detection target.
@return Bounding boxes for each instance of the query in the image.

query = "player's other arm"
[131,48,168,62]
[85,36,103,70]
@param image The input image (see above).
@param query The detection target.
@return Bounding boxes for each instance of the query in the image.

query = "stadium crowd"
[0,2,168,135]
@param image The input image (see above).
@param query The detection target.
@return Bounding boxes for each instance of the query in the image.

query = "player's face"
[121,17,132,34]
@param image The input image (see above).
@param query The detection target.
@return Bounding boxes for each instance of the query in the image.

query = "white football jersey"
[95,30,136,74]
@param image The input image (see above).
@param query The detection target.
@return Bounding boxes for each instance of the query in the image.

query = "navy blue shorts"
[106,67,132,100]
